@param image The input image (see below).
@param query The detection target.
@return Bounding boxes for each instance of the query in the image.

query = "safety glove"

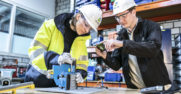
[76,72,84,83]
[58,53,75,65]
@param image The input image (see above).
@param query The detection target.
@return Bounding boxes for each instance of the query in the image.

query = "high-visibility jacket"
[28,13,90,76]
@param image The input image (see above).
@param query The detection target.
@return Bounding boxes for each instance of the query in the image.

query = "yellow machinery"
[0,82,35,94]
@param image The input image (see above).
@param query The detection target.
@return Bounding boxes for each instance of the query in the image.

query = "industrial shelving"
[98,0,181,30]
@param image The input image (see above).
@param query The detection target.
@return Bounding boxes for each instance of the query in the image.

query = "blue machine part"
[85,0,100,7]
[109,2,113,10]
[104,73,122,82]
[76,0,101,9]
[91,36,104,46]
[76,0,90,5]
[87,66,96,81]
[52,64,77,90]
[134,0,142,3]
[161,29,172,64]
[135,0,153,5]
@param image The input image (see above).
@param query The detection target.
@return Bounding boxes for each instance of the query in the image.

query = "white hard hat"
[113,0,137,15]
[78,4,102,32]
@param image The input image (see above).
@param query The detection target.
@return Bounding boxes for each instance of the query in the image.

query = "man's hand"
[96,40,123,59]
[58,53,75,65]
[104,39,123,50]
[96,47,107,59]
[76,72,84,83]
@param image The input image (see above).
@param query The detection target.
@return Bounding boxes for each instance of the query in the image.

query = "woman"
[25,4,102,87]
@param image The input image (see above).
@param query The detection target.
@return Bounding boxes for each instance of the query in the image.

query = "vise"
[50,62,77,90]
[0,69,16,86]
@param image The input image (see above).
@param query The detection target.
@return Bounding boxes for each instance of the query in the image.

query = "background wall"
[2,0,55,18]
[0,0,56,66]
[55,0,75,16]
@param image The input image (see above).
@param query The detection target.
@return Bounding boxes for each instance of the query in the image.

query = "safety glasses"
[115,11,130,22]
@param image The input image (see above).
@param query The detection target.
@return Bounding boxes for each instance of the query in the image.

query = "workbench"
[12,87,141,94]
[78,81,126,88]
[4,87,181,94]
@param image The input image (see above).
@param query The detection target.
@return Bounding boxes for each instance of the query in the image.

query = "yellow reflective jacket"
[28,13,90,75]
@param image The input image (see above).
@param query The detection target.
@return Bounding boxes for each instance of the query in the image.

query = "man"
[25,4,102,87]
[96,0,171,89]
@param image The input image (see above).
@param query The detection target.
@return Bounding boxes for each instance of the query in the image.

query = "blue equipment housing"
[104,73,122,82]
[52,62,77,90]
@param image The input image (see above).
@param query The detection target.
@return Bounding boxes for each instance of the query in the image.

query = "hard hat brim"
[82,12,98,32]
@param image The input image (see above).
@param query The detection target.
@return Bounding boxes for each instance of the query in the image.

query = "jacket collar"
[137,17,143,23]
[54,13,74,35]
[117,17,143,36]
[134,17,143,34]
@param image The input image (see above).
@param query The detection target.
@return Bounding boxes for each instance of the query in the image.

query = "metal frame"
[70,0,75,13]
[8,5,16,53]
[1,0,50,18]
[0,51,28,58]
